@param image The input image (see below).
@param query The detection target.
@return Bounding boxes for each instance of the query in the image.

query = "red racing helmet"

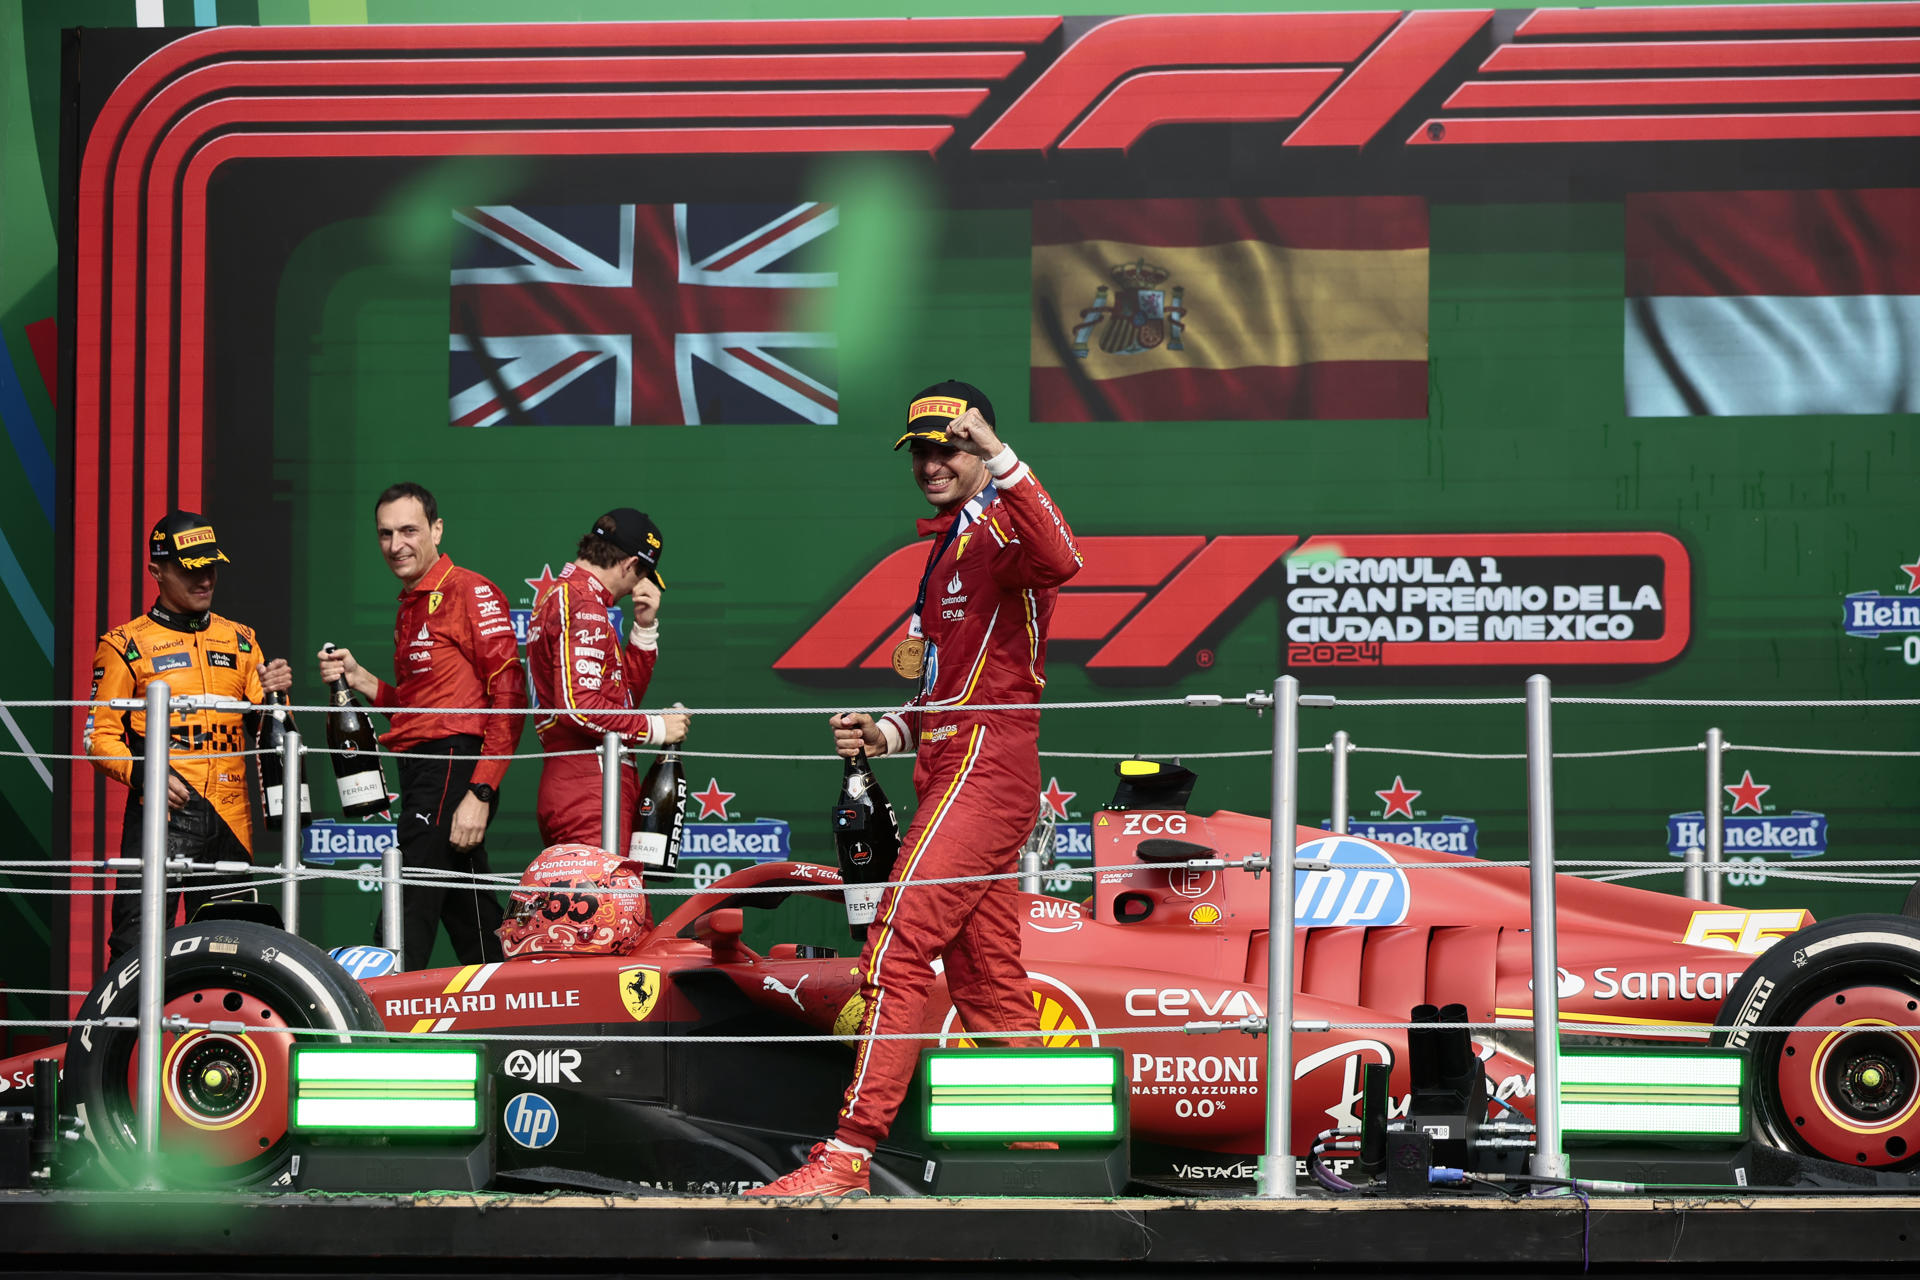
[498,843,650,958]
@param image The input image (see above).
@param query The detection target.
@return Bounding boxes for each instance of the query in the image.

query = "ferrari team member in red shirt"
[527,509,688,889]
[318,483,526,968]
[749,380,1084,1199]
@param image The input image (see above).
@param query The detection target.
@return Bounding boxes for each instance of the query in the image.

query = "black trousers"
[108,788,251,962]
[394,736,504,969]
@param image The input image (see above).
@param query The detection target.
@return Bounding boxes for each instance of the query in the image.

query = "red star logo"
[1724,770,1770,815]
[1375,775,1421,820]
[524,563,562,602]
[1901,558,1920,593]
[1040,776,1076,820]
[691,778,735,821]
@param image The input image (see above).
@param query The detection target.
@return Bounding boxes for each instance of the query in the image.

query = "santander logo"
[1526,967,1586,999]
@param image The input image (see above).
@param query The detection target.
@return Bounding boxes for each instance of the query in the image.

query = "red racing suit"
[368,552,526,786]
[526,564,662,859]
[836,445,1084,1150]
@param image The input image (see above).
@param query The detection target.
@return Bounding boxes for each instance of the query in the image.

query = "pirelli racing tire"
[64,920,382,1188]
[1715,914,1920,1171]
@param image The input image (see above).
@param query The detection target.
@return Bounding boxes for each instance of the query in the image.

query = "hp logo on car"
[504,1093,559,1149]
[327,945,398,979]
[1293,836,1412,927]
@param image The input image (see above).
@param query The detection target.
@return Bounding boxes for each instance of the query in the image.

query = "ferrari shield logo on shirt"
[428,591,443,614]
[619,966,661,1021]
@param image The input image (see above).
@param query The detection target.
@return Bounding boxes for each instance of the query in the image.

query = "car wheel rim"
[122,986,295,1171]
[1775,986,1920,1167]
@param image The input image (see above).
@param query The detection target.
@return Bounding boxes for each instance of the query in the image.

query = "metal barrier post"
[136,679,171,1184]
[1258,675,1300,1199]
[1524,674,1569,1185]
[1329,730,1351,834]
[382,842,405,970]
[280,729,302,935]
[601,731,622,855]
[1682,846,1706,901]
[1704,727,1726,904]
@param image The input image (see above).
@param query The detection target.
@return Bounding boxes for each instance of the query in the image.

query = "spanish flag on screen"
[1031,197,1429,422]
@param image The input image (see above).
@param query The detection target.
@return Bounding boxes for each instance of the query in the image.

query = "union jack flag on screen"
[449,203,837,426]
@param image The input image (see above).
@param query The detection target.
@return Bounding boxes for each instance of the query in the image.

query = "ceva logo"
[776,535,1295,675]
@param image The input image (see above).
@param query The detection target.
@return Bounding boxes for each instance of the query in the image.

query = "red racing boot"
[743,1142,871,1199]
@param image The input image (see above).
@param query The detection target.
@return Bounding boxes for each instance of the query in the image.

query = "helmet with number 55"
[499,843,649,958]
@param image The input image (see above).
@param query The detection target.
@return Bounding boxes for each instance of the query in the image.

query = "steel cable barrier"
[1,679,1917,1194]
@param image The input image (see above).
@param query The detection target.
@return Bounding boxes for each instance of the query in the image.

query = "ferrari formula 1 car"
[14,764,1920,1194]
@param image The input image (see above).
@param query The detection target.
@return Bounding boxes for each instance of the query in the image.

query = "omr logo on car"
[504,1093,558,1149]
[1294,836,1412,927]
[504,1048,582,1085]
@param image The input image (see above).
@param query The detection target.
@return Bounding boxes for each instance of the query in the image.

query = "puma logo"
[762,973,808,1008]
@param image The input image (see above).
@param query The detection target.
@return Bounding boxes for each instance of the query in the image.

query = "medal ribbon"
[906,483,998,694]
[908,482,995,642]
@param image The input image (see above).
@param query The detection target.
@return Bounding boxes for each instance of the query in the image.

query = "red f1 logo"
[774,535,1298,674]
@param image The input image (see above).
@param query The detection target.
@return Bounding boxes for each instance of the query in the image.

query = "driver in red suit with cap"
[526,508,689,907]
[747,380,1084,1199]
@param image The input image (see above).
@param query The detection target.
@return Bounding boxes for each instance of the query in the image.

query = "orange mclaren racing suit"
[527,564,661,857]
[86,604,268,957]
[836,445,1083,1151]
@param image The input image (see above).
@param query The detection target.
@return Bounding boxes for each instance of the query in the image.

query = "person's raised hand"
[943,407,1003,460]
[630,577,661,629]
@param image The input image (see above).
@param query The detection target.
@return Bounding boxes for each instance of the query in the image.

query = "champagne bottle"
[832,748,901,940]
[631,743,686,870]
[256,689,312,828]
[322,643,389,819]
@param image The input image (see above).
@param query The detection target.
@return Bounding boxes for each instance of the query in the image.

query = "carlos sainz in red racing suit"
[749,380,1084,1197]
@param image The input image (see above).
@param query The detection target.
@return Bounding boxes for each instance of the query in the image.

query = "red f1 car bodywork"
[30,793,1918,1192]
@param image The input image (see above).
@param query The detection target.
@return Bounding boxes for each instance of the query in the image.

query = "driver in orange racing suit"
[86,511,293,961]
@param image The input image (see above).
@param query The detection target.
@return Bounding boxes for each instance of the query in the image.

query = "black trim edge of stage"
[3,1191,1920,1273]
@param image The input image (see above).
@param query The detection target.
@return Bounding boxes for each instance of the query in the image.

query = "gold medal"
[891,637,926,680]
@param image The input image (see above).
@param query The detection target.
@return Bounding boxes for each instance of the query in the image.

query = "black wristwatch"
[468,782,498,804]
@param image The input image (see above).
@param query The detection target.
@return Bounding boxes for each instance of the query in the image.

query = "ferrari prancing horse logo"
[619,966,660,1022]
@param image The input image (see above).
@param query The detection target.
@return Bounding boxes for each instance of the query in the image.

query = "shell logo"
[1189,903,1222,926]
[837,990,875,1051]
[941,970,1099,1049]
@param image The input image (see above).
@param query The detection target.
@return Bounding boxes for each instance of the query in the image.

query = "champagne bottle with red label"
[833,748,901,940]
[256,689,312,828]
[321,643,389,819]
[632,743,686,870]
